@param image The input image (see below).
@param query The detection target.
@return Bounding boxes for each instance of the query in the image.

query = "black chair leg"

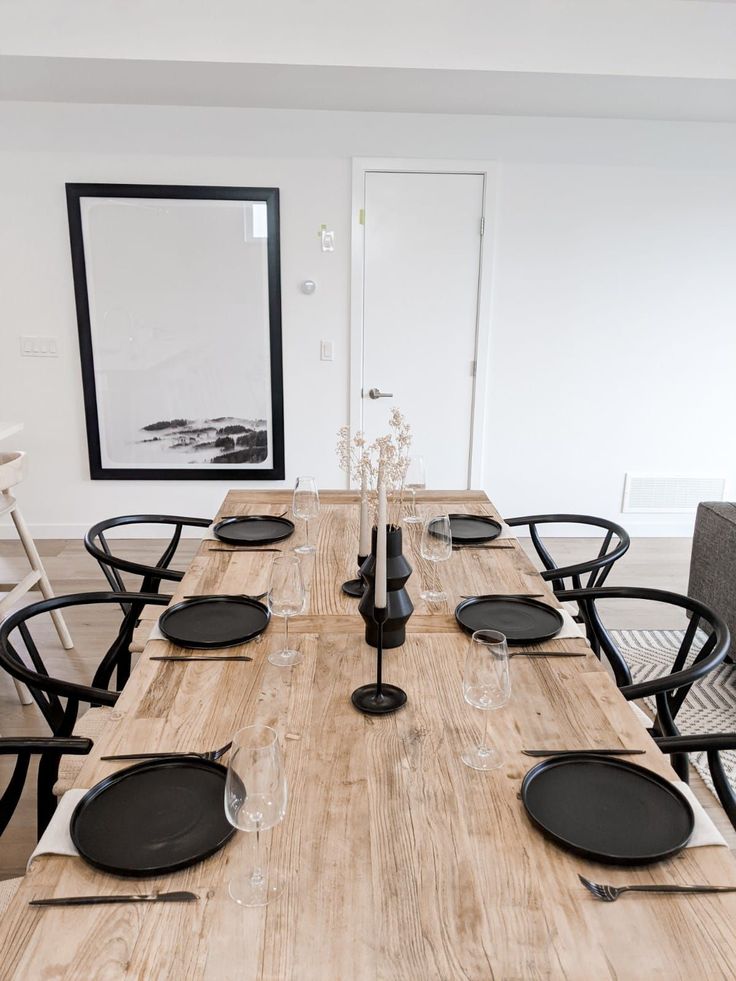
[671,752,689,783]
[37,751,61,836]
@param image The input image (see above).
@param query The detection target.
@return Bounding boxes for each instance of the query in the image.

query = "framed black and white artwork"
[66,183,285,479]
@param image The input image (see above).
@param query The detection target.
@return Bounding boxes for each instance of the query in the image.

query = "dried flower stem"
[336,408,413,528]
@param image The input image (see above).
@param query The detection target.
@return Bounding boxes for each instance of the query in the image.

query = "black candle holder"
[341,553,368,598]
[351,605,407,715]
[358,526,413,648]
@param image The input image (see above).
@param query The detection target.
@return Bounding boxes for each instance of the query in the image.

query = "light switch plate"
[320,340,334,362]
[20,336,58,357]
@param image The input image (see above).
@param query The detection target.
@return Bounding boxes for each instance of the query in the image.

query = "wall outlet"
[20,336,58,357]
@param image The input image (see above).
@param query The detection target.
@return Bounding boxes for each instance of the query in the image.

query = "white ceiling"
[2,56,736,122]
[1,0,735,121]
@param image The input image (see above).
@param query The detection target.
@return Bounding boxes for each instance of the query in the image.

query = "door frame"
[350,157,497,489]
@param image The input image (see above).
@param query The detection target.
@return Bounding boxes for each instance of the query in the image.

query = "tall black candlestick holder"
[351,604,407,715]
[358,526,413,648]
[341,553,368,598]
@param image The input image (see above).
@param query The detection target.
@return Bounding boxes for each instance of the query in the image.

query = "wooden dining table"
[2,489,736,980]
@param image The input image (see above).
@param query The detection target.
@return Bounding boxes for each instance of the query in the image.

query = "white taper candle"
[359,470,370,557]
[375,477,387,609]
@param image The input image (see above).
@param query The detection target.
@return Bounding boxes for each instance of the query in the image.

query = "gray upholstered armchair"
[688,502,736,663]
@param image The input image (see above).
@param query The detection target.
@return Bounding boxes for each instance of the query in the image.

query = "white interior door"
[361,171,485,488]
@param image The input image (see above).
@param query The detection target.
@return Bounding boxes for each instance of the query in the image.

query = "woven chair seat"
[53,706,113,796]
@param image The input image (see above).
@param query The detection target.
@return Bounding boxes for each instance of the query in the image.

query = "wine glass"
[461,630,511,770]
[224,724,288,907]
[267,554,306,667]
[293,476,320,553]
[419,512,452,603]
[403,455,426,524]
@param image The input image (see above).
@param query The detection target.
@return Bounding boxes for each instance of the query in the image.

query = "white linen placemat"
[555,609,585,640]
[27,789,87,868]
[675,781,727,847]
[148,620,165,642]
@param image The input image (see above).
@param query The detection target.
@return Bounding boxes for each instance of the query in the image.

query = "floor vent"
[622,474,726,513]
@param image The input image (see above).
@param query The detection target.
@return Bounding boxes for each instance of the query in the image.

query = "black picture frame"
[66,182,285,480]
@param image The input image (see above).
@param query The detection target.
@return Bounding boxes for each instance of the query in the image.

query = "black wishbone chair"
[1,736,92,838]
[503,514,630,652]
[0,734,93,909]
[557,586,731,790]
[655,733,736,831]
[0,591,169,804]
[84,514,211,598]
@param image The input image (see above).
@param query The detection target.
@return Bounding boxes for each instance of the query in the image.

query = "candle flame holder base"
[342,553,368,598]
[351,683,407,715]
[351,612,407,716]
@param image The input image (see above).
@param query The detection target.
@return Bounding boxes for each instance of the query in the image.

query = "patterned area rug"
[612,629,736,801]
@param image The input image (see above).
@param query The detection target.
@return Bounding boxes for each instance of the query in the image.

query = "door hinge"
[480,216,485,236]
[359,208,365,225]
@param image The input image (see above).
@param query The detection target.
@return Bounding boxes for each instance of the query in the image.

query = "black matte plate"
[159,595,270,649]
[213,515,295,545]
[431,513,502,545]
[521,755,694,864]
[70,758,235,876]
[455,595,563,644]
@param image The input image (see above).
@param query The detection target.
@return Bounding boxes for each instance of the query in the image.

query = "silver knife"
[30,891,198,908]
[101,752,204,761]
[150,655,253,662]
[522,748,646,757]
[460,593,545,600]
[207,547,282,553]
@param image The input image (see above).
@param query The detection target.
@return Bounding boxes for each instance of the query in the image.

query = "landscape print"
[138,416,268,465]
[72,186,284,478]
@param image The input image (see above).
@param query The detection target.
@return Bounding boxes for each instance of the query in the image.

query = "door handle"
[367,388,394,400]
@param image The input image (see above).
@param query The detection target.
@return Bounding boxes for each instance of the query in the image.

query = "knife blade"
[29,891,198,908]
[522,748,646,757]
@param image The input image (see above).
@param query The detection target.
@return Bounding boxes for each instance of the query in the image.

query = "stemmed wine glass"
[224,724,288,907]
[293,476,320,554]
[403,455,426,524]
[461,630,511,770]
[419,512,452,603]
[267,554,306,667]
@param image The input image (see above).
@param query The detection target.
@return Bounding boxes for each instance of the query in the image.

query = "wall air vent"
[622,474,726,514]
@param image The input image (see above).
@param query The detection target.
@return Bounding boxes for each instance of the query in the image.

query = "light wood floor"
[1,535,732,877]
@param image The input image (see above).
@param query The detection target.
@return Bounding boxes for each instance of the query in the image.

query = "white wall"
[1,102,735,536]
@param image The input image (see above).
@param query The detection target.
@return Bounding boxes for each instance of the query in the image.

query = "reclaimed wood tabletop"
[1,490,735,980]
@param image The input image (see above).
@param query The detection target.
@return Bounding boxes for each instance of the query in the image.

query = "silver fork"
[578,874,736,902]
[101,740,233,763]
[184,592,267,601]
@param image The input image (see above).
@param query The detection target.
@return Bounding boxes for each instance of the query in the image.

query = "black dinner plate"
[431,513,502,545]
[159,595,270,649]
[213,514,295,546]
[70,758,235,877]
[455,595,563,644]
[521,754,694,864]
